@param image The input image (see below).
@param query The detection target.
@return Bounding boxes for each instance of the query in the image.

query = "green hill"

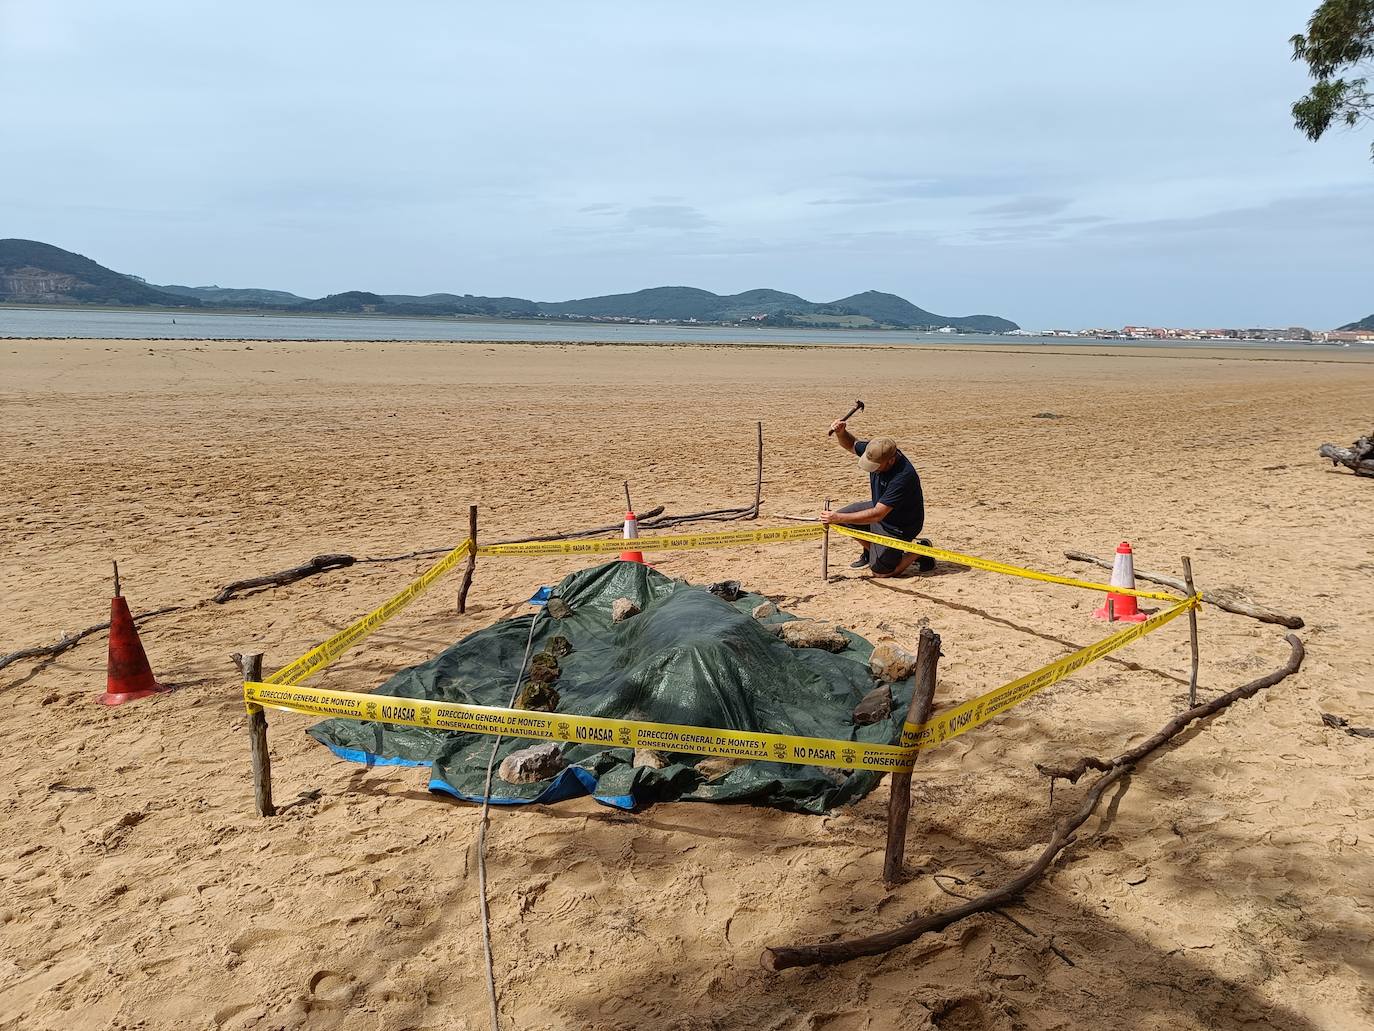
[295,291,389,313]
[155,284,308,306]
[539,286,825,322]
[0,239,1019,331]
[539,286,727,320]
[380,293,541,317]
[1338,314,1374,331]
[829,290,1018,332]
[0,239,191,307]
[537,286,1017,330]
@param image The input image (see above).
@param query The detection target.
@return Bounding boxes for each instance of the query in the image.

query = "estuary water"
[0,305,1357,351]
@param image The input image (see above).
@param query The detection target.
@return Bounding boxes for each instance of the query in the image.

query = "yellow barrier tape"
[479,523,823,557]
[834,525,1182,602]
[243,681,920,772]
[263,539,472,688]
[243,595,1195,770]
[901,595,1197,750]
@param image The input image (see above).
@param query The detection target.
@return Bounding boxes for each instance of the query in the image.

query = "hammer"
[827,399,865,435]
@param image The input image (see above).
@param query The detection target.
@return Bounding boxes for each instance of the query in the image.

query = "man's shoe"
[850,553,870,569]
[914,538,936,573]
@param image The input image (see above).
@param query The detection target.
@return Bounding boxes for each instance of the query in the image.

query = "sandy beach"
[2,337,1372,1030]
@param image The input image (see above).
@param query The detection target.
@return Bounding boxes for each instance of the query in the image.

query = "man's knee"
[871,552,917,578]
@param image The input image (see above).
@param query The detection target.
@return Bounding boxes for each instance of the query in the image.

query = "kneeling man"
[820,419,925,577]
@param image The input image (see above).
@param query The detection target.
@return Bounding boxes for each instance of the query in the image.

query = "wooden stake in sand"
[237,652,275,817]
[820,499,830,582]
[884,627,940,886]
[1182,556,1200,707]
[752,421,763,518]
[457,505,478,615]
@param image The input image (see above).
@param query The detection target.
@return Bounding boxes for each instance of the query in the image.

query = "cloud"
[1079,186,1374,246]
[621,204,713,230]
[809,174,1041,207]
[976,195,1070,218]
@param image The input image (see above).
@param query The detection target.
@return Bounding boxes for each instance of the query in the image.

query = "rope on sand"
[475,608,543,1031]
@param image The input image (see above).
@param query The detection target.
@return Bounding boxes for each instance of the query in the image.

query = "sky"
[1,1,1370,329]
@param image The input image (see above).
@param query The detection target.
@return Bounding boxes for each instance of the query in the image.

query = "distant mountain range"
[1339,314,1374,332]
[0,238,1022,330]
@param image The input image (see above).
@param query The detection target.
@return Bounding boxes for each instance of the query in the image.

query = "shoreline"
[4,305,1368,354]
[5,335,1374,364]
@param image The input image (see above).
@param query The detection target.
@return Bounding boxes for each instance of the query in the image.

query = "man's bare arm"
[819,502,892,526]
[830,420,857,454]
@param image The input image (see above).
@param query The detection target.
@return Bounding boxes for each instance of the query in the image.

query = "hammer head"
[854,400,865,413]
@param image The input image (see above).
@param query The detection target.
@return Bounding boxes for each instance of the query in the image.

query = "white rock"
[776,620,848,652]
[695,757,744,782]
[498,743,567,784]
[869,641,919,682]
[633,748,667,769]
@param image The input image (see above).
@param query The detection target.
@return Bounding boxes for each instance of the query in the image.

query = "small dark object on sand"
[1322,712,1374,738]
[1032,412,1062,420]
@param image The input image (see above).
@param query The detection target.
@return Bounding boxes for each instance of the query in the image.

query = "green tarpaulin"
[308,561,915,814]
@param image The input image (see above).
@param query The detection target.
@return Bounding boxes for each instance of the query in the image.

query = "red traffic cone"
[620,509,645,564]
[98,576,166,705]
[1093,542,1149,623]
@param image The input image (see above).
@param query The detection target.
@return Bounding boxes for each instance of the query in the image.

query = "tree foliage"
[1291,0,1374,156]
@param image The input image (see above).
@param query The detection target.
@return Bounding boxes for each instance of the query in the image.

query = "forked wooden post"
[238,651,275,817]
[884,628,940,886]
[752,421,764,518]
[457,505,478,614]
[820,499,831,581]
[1182,556,1200,707]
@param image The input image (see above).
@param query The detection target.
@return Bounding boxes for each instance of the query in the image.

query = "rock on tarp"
[307,560,918,814]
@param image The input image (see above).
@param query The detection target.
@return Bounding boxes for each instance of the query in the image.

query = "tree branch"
[760,634,1305,971]
[0,606,183,673]
[212,554,357,603]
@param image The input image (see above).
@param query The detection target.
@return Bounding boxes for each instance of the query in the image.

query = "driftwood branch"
[359,506,670,563]
[0,605,183,673]
[760,633,1305,971]
[1318,435,1374,478]
[1063,550,1303,629]
[931,874,1076,966]
[212,554,356,604]
[1,497,756,673]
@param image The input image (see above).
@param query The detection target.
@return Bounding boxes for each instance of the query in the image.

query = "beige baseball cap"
[857,437,897,473]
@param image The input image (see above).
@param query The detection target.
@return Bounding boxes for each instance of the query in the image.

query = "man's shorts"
[836,501,922,574]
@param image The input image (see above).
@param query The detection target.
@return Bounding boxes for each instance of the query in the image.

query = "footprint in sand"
[307,969,359,1006]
